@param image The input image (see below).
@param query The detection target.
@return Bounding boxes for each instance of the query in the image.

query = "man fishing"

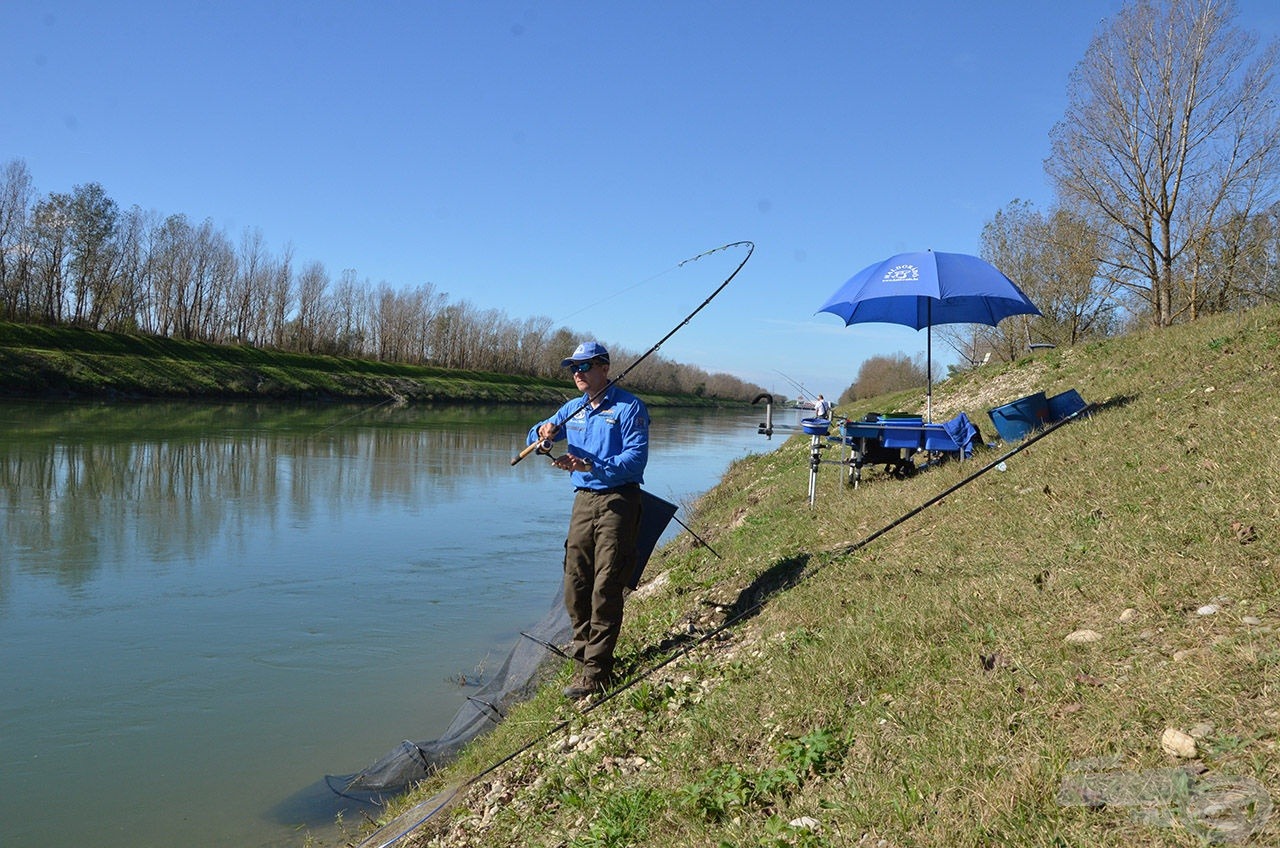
[528,341,649,699]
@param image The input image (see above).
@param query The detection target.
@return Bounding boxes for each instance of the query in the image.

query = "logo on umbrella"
[884,264,920,283]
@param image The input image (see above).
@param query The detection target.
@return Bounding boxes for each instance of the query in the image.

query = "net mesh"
[329,592,571,796]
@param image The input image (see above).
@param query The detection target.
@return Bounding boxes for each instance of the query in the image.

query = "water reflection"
[1,402,760,594]
[1,402,549,592]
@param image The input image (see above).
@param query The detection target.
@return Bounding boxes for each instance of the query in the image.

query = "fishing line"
[310,394,404,437]
[511,240,754,466]
[554,268,676,325]
[556,242,748,326]
[773,369,813,400]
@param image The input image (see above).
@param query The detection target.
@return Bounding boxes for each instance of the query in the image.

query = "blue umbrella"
[817,250,1041,421]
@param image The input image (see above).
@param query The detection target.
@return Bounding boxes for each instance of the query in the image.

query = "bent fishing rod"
[510,240,755,466]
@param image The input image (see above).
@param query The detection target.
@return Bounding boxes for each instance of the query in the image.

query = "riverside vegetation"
[0,322,722,407]
[346,304,1279,848]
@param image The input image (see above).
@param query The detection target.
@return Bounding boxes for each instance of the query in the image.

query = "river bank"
[360,305,1280,848]
[0,322,725,407]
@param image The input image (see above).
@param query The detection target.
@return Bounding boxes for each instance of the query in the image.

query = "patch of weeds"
[568,787,661,848]
[681,728,848,823]
[778,728,843,775]
[627,680,675,714]
[757,814,834,847]
[683,763,760,821]
[782,626,823,650]
[721,658,757,683]
[889,773,927,830]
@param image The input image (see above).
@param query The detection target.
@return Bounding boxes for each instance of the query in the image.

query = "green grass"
[353,304,1280,848]
[0,322,715,407]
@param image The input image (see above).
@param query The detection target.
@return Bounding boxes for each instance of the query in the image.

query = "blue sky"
[4,1,1278,400]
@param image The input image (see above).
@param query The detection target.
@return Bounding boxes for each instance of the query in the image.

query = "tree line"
[0,162,764,401]
[946,0,1280,371]
[842,0,1280,404]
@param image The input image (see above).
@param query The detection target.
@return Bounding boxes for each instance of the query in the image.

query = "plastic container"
[987,391,1050,442]
[1047,389,1087,422]
[922,424,962,452]
[841,420,882,440]
[800,417,830,435]
[881,415,923,449]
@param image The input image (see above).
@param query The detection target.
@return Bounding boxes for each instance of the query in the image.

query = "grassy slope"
[0,322,706,407]
[355,304,1280,848]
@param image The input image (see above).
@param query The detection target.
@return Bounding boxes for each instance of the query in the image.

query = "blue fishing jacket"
[528,385,649,490]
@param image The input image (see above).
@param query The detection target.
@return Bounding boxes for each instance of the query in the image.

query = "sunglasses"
[569,360,600,374]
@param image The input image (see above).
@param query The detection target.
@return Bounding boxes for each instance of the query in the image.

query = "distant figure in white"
[813,394,832,419]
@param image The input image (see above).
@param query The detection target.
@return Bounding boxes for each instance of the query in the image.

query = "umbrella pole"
[926,305,933,423]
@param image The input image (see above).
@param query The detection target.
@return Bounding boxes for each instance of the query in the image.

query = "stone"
[1065,629,1103,644]
[1161,727,1197,758]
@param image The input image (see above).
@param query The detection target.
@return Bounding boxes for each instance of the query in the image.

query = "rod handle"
[511,438,553,466]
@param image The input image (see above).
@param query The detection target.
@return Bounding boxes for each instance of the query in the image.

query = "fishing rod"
[772,369,813,402]
[510,240,755,466]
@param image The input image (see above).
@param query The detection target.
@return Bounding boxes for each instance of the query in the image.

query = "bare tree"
[293,260,330,353]
[1047,0,1280,327]
[105,205,156,333]
[330,268,370,356]
[968,199,1120,358]
[30,192,75,323]
[1188,201,1280,311]
[0,159,35,319]
[230,227,272,345]
[265,245,294,349]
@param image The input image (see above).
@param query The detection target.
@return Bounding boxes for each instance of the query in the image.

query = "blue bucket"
[800,417,830,435]
[988,392,1050,442]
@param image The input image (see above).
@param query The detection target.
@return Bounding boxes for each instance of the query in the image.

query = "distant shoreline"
[0,322,733,408]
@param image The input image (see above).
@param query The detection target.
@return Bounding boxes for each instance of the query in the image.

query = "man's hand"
[551,454,592,473]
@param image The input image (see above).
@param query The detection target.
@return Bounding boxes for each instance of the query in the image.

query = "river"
[0,399,776,848]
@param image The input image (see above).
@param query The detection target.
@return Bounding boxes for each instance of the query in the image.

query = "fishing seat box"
[880,415,923,450]
[922,424,962,452]
[840,420,882,440]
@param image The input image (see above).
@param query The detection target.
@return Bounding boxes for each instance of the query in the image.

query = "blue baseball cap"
[561,341,610,368]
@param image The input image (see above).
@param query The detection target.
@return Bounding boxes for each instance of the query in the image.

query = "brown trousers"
[564,485,642,682]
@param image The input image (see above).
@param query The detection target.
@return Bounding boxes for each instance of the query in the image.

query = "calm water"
[0,399,772,848]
